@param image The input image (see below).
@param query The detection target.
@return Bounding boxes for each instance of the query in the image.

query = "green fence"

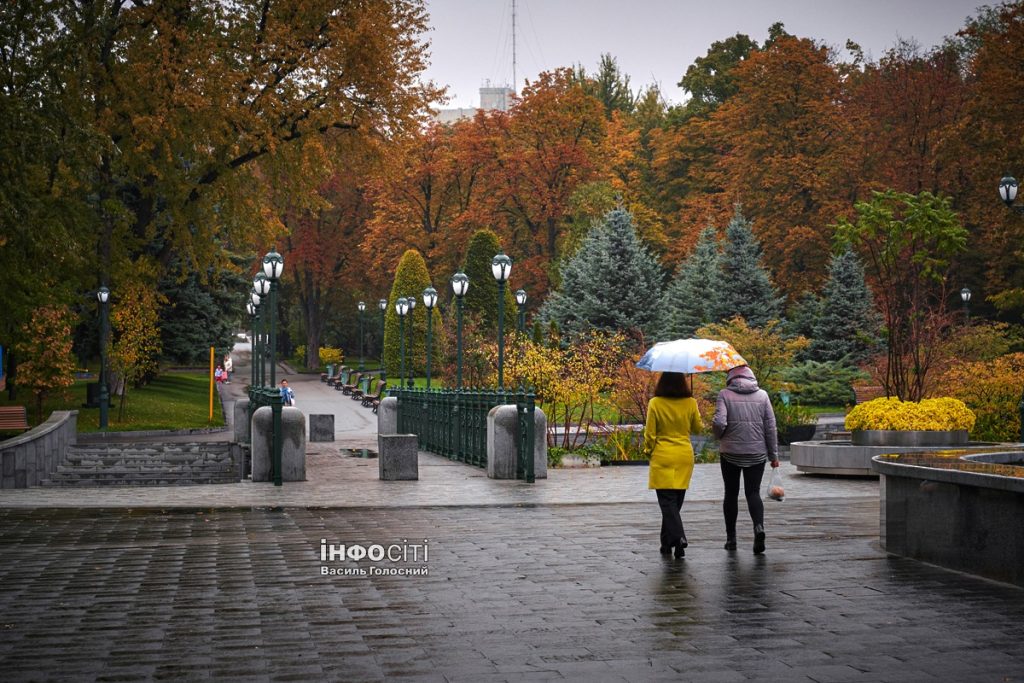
[393,387,536,482]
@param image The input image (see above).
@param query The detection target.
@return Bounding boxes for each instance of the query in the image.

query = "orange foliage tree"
[14,306,77,423]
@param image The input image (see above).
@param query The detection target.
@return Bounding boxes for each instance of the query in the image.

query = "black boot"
[674,543,685,558]
[753,524,766,554]
[723,538,737,551]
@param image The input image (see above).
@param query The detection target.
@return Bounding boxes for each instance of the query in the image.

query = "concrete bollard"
[251,406,307,481]
[233,397,250,444]
[486,405,547,480]
[309,414,335,442]
[377,397,398,437]
[378,434,418,480]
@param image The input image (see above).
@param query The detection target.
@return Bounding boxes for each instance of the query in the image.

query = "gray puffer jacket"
[712,366,778,463]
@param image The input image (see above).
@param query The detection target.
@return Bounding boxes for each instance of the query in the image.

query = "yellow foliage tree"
[695,317,808,396]
[110,281,164,419]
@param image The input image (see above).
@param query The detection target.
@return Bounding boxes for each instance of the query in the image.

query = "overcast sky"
[422,0,987,108]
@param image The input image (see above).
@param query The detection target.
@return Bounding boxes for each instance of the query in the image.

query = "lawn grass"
[0,371,225,433]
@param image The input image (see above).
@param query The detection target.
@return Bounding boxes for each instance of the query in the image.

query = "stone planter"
[851,429,968,447]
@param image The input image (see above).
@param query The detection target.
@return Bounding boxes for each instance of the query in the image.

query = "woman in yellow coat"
[645,371,703,558]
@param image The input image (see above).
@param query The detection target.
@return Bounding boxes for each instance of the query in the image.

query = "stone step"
[39,476,239,487]
[63,454,232,466]
[55,464,235,477]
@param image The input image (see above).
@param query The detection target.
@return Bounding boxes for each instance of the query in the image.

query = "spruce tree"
[713,208,782,327]
[808,248,880,363]
[539,208,663,339]
[659,226,721,340]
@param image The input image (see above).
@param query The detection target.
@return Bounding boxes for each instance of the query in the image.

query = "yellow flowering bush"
[845,397,976,432]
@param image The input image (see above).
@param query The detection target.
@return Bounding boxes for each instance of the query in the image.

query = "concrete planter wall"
[0,411,77,489]
[872,450,1024,587]
[852,429,968,447]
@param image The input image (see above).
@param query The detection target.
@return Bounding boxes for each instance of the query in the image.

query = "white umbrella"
[636,338,747,374]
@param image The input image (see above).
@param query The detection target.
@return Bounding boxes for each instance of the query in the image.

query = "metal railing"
[394,387,536,481]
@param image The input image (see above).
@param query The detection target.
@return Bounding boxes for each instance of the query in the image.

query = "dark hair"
[654,372,692,398]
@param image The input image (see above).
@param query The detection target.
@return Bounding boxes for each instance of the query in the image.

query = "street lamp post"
[997,176,1024,440]
[357,301,366,371]
[451,272,469,390]
[422,287,438,389]
[406,297,416,387]
[395,298,409,387]
[246,301,257,389]
[97,286,110,430]
[250,290,263,388]
[378,299,387,381]
[960,287,971,323]
[491,252,513,390]
[515,289,527,333]
[261,248,285,486]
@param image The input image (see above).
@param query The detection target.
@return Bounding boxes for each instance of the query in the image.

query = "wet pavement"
[1,349,1022,681]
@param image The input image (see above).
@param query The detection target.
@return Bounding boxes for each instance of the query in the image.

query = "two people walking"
[645,365,779,557]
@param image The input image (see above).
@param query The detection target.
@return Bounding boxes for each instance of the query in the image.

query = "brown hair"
[654,372,692,398]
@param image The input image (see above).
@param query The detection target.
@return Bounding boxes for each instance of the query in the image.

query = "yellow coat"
[645,396,703,490]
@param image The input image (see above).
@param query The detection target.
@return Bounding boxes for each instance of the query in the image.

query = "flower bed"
[845,397,976,433]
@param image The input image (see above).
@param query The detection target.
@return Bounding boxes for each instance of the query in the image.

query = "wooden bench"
[340,372,365,395]
[327,366,351,388]
[359,379,386,406]
[369,384,388,413]
[0,406,30,432]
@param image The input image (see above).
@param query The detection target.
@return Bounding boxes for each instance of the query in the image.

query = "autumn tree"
[14,306,77,423]
[383,250,440,380]
[573,54,636,118]
[110,279,164,419]
[834,190,968,401]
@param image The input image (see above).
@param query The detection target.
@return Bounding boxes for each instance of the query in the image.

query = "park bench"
[340,372,364,395]
[350,375,372,401]
[369,384,388,413]
[327,366,350,388]
[0,406,30,432]
[362,380,387,408]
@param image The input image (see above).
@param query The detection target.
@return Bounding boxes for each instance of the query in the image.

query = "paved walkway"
[1,348,1022,681]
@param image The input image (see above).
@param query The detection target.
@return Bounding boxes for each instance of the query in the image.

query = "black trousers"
[655,489,687,549]
[720,460,766,538]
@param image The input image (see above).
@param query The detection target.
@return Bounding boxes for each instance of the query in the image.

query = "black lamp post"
[246,301,256,389]
[378,298,387,381]
[422,287,437,389]
[999,175,1024,441]
[491,251,513,390]
[514,288,527,333]
[451,272,469,390]
[261,248,285,487]
[960,287,971,323]
[406,296,416,387]
[357,301,366,371]
[97,286,110,430]
[253,273,270,385]
[250,289,264,388]
[396,297,409,388]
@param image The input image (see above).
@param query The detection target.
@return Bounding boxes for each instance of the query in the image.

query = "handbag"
[766,466,785,501]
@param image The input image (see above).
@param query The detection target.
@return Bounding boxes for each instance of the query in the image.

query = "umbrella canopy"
[636,338,747,374]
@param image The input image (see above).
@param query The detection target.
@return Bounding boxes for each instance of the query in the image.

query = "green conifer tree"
[659,225,721,340]
[808,248,881,363]
[384,250,441,381]
[460,229,516,333]
[539,208,664,339]
[713,208,782,327]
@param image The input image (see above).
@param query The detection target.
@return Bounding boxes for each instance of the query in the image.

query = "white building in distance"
[434,84,515,124]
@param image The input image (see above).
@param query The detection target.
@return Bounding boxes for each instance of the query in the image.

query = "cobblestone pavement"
[1,501,1023,682]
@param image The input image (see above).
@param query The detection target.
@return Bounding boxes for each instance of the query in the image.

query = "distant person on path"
[713,365,779,554]
[644,371,703,559]
[223,354,233,383]
[280,379,295,406]
[214,365,226,384]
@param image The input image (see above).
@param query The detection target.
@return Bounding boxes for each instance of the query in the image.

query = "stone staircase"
[40,442,241,487]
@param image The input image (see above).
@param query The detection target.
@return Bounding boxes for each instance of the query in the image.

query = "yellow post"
[209,346,215,421]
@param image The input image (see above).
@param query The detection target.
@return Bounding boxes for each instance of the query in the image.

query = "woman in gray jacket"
[712,365,779,554]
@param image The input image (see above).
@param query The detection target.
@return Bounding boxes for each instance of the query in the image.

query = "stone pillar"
[252,406,307,481]
[378,434,418,480]
[377,397,398,438]
[486,405,547,480]
[233,397,250,444]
